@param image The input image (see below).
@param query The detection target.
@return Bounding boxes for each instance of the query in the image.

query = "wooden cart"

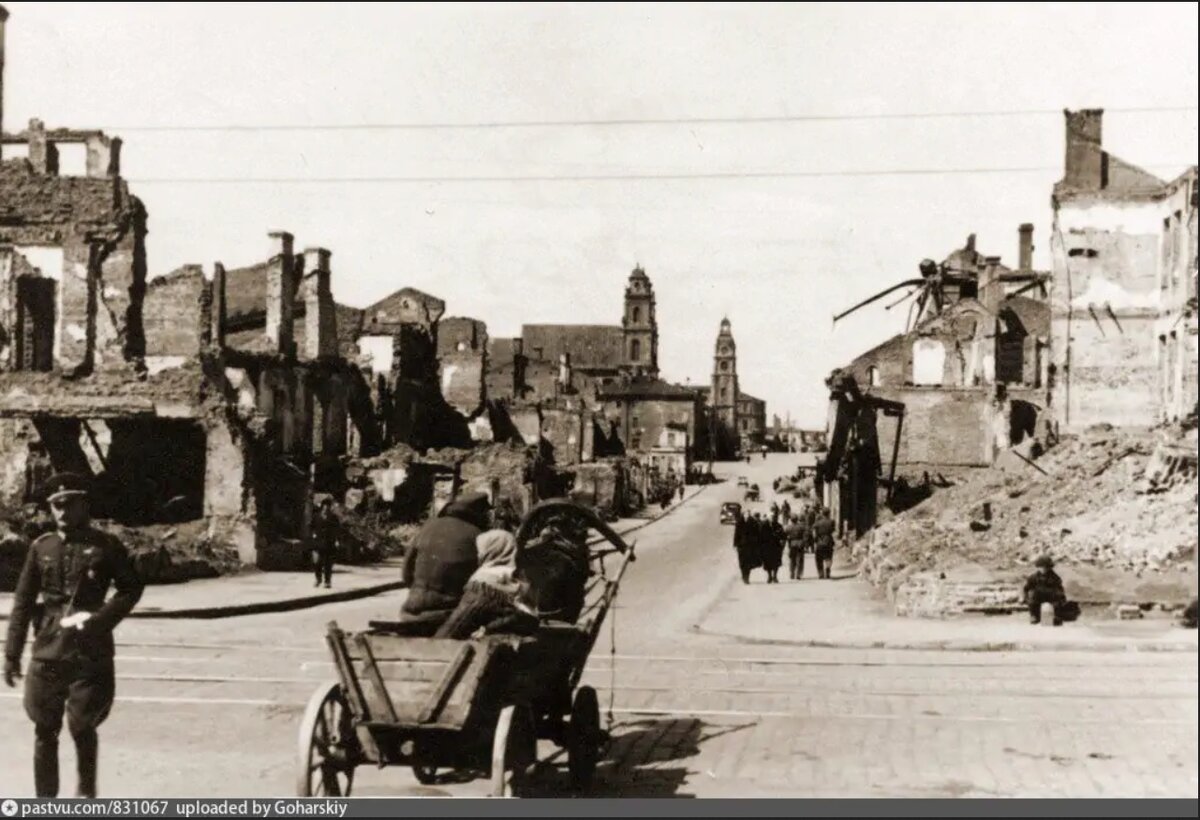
[296,500,636,798]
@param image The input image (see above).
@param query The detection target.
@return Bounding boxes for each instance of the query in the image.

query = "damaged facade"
[1049,108,1198,431]
[824,228,1052,536]
[835,229,1051,471]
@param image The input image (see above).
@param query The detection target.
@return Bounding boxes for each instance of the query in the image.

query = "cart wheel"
[297,681,357,797]
[490,704,536,798]
[412,765,439,785]
[567,686,601,791]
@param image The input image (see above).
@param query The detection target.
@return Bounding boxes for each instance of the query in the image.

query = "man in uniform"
[3,473,144,798]
[785,513,807,581]
[1022,555,1067,625]
[812,506,836,580]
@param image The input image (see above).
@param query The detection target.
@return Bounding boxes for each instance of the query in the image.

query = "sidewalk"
[0,486,706,620]
[695,554,1199,653]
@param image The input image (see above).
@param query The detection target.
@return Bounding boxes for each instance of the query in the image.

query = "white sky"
[3,2,1197,427]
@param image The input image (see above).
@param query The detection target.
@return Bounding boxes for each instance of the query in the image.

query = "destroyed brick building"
[822,228,1052,537]
[1049,108,1198,432]
[834,228,1051,471]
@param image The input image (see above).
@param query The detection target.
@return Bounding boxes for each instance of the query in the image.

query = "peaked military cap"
[42,472,91,503]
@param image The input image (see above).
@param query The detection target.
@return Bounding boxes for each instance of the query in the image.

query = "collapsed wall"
[856,424,1198,617]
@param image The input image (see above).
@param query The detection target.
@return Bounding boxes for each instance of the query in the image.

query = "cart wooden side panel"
[328,628,512,732]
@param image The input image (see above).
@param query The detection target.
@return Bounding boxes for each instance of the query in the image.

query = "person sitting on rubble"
[518,513,591,624]
[434,530,538,640]
[1181,599,1198,630]
[1022,556,1068,625]
[397,492,491,635]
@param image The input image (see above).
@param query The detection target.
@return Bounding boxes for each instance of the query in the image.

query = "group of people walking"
[733,499,836,584]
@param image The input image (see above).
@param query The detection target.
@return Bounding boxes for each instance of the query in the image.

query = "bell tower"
[711,318,739,453]
[622,265,658,378]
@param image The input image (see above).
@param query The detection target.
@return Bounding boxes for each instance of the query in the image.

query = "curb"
[592,485,709,547]
[689,625,1199,653]
[0,580,408,622]
[126,580,409,620]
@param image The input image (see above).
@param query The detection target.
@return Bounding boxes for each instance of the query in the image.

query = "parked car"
[744,486,760,502]
[736,476,749,488]
[720,502,742,524]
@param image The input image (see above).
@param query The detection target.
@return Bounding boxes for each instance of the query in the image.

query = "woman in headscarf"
[434,530,538,639]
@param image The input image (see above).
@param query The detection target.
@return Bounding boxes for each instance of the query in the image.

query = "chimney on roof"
[26,119,58,176]
[558,352,572,392]
[1063,109,1105,190]
[0,6,8,160]
[1018,223,1034,270]
[265,231,296,356]
[211,262,227,348]
[301,247,337,360]
[85,133,121,178]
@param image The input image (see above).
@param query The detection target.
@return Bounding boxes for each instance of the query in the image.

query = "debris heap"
[857,424,1198,615]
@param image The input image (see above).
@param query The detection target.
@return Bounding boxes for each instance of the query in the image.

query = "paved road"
[1,454,1196,798]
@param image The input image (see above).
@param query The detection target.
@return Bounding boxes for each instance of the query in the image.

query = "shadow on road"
[532,717,756,797]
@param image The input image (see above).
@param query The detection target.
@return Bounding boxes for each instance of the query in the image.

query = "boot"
[73,728,98,798]
[34,725,60,798]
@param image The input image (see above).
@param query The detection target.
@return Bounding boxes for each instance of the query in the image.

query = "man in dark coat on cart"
[4,473,144,798]
[400,492,491,633]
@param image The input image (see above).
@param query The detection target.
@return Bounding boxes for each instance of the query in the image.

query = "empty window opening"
[15,277,56,371]
[87,419,207,525]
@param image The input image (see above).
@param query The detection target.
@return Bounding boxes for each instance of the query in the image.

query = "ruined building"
[0,10,385,567]
[834,228,1051,472]
[1050,108,1198,431]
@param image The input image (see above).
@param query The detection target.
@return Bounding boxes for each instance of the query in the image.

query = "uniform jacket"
[812,516,836,551]
[401,496,488,618]
[5,526,144,664]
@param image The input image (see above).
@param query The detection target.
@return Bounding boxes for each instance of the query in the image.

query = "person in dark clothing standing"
[733,511,760,584]
[400,492,491,633]
[310,496,339,589]
[812,507,836,580]
[785,514,807,580]
[1023,556,1067,625]
[4,473,144,798]
[762,516,785,583]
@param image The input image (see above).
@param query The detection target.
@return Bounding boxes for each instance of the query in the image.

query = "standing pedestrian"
[763,516,785,583]
[310,496,339,589]
[785,514,806,580]
[812,506,836,580]
[4,473,144,798]
[733,510,760,584]
[678,483,685,502]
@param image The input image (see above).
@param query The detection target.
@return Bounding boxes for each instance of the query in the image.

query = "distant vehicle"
[737,476,749,488]
[720,502,742,525]
[744,486,760,502]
